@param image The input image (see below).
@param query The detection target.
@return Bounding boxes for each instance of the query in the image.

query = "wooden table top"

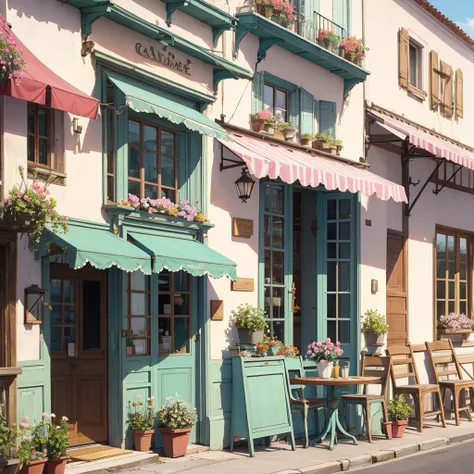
[290,376,380,386]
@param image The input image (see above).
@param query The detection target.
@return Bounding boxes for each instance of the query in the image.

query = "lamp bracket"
[220,143,246,171]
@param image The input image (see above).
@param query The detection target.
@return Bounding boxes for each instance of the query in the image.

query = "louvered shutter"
[455,69,463,119]
[299,88,314,136]
[399,28,409,89]
[251,71,264,114]
[289,89,300,128]
[429,50,440,111]
[441,61,453,118]
[318,100,337,137]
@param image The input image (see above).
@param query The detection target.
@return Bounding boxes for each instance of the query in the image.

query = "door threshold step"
[65,452,160,474]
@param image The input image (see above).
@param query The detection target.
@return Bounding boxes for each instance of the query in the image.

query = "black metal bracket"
[409,177,420,187]
[220,143,245,171]
[433,164,463,195]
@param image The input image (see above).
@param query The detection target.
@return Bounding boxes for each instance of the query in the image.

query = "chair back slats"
[286,358,306,400]
[360,353,391,395]
[386,344,420,386]
[426,339,463,382]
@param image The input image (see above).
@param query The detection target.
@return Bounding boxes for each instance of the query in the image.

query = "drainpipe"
[361,0,367,164]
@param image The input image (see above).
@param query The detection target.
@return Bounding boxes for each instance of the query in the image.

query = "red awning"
[219,131,408,203]
[369,109,474,170]
[0,17,99,119]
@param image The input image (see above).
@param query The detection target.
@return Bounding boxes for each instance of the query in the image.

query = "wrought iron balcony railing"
[313,11,346,38]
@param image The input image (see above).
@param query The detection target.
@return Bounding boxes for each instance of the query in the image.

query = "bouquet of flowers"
[306,338,343,363]
[438,313,473,331]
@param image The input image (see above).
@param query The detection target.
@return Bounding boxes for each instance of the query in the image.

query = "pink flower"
[257,109,273,121]
[31,450,37,455]
[306,349,312,355]
[56,425,61,430]
[324,350,330,355]
[23,195,30,201]
[50,413,56,418]
[62,416,68,421]
[42,412,49,418]
[16,191,22,197]
[19,421,28,429]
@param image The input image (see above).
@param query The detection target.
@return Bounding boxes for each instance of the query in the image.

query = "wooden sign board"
[210,300,224,321]
[231,278,254,292]
[232,218,254,238]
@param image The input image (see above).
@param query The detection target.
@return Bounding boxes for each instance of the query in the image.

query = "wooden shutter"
[318,100,337,137]
[299,88,314,135]
[441,61,453,118]
[429,50,440,111]
[455,68,464,119]
[251,71,264,114]
[399,28,409,89]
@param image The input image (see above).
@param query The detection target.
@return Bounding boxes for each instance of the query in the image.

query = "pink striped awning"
[219,132,408,203]
[369,110,474,170]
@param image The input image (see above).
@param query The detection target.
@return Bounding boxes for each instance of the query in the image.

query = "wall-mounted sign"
[231,278,254,292]
[136,43,192,76]
[210,300,224,321]
[232,218,254,238]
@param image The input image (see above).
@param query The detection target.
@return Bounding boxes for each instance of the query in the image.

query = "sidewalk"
[68,420,474,474]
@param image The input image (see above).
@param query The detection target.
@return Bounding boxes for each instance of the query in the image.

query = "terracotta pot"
[281,128,297,141]
[336,145,343,156]
[2,459,20,474]
[46,457,69,474]
[383,421,393,440]
[251,118,264,132]
[133,430,154,452]
[392,419,408,438]
[160,427,191,458]
[312,139,331,151]
[263,123,275,135]
[19,459,47,474]
[237,328,264,345]
[300,138,311,147]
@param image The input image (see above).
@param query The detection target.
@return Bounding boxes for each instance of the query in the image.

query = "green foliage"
[0,31,26,81]
[300,133,314,140]
[45,415,68,459]
[314,132,332,142]
[276,122,296,131]
[0,410,17,458]
[362,309,389,336]
[157,397,197,430]
[17,416,46,464]
[232,303,266,331]
[5,167,68,242]
[127,395,155,431]
[388,395,412,421]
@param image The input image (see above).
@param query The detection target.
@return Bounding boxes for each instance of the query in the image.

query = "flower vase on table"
[306,338,343,379]
[317,361,333,379]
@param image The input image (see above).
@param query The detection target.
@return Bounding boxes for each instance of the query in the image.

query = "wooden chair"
[287,357,327,448]
[426,339,474,425]
[386,344,446,432]
[342,353,391,442]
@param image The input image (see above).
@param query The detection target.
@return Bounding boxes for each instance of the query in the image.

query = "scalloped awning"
[107,71,229,140]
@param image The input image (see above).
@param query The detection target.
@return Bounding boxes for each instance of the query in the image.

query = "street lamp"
[235,168,255,203]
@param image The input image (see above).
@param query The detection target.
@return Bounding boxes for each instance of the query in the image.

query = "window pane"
[131,293,150,316]
[272,216,284,248]
[38,108,48,136]
[339,222,351,240]
[327,200,337,220]
[327,243,336,259]
[339,261,351,292]
[272,320,284,342]
[448,300,455,314]
[270,287,285,319]
[437,280,445,299]
[28,104,35,134]
[51,305,62,325]
[339,199,351,218]
[161,157,175,188]
[143,126,157,151]
[264,250,271,283]
[436,233,446,254]
[174,273,189,292]
[128,147,140,179]
[264,184,271,212]
[448,236,455,260]
[448,261,455,279]
[276,89,287,110]
[145,184,158,199]
[51,280,62,303]
[272,251,284,284]
[448,281,455,299]
[409,44,417,87]
[271,187,284,214]
[130,317,150,337]
[460,301,467,315]
[50,327,62,352]
[437,300,446,319]
[128,180,140,197]
[339,243,350,259]
[264,85,274,113]
[82,280,101,352]
[174,293,190,315]
[64,327,75,347]
[327,294,336,318]
[64,307,75,325]
[327,261,336,292]
[437,258,446,278]
[161,131,174,156]
[460,238,467,261]
[460,262,467,280]
[144,152,158,183]
[460,282,467,300]
[27,136,35,162]
[159,318,172,354]
[338,320,351,344]
[39,139,48,165]
[264,215,271,247]
[63,280,74,303]
[130,272,150,292]
[161,188,175,202]
[174,318,190,353]
[339,294,351,318]
[327,223,337,240]
[129,121,140,146]
[327,320,336,342]
[158,272,171,292]
[132,339,150,356]
[159,294,171,315]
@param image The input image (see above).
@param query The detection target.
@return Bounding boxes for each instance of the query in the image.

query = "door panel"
[386,232,408,346]
[50,266,107,445]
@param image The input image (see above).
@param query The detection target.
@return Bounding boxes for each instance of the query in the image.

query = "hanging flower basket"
[0,19,26,82]
[2,209,33,232]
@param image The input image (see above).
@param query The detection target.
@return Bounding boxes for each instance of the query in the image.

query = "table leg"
[310,386,358,450]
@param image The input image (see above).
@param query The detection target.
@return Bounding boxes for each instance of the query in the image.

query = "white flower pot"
[317,361,333,379]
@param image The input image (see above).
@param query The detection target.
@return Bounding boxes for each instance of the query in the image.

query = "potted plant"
[362,309,389,352]
[334,139,343,156]
[255,342,269,357]
[4,167,69,243]
[316,29,340,53]
[250,109,273,132]
[276,344,300,357]
[0,410,19,474]
[264,333,282,356]
[254,0,295,28]
[438,313,473,346]
[276,122,297,141]
[127,395,155,452]
[300,133,313,147]
[232,303,266,344]
[157,397,197,458]
[18,417,47,474]
[340,36,368,66]
[263,114,276,135]
[306,338,343,379]
[45,415,69,474]
[0,28,25,82]
[388,395,412,438]
[312,132,332,152]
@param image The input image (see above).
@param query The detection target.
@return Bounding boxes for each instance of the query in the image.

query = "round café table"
[290,376,381,450]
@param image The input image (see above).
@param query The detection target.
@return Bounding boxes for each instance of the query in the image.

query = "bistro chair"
[286,357,327,448]
[342,353,391,442]
[426,339,474,425]
[386,344,446,432]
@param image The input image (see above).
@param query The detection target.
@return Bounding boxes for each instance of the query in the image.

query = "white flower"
[62,416,69,421]
[50,413,56,418]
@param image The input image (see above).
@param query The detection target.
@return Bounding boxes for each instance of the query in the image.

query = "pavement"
[65,420,474,474]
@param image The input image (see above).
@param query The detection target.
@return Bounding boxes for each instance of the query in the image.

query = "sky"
[429,0,474,36]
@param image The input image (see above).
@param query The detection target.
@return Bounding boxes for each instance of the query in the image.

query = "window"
[399,29,426,100]
[28,103,51,167]
[158,270,192,355]
[409,42,421,88]
[264,84,288,122]
[435,228,471,327]
[106,82,115,202]
[435,161,474,195]
[128,119,178,202]
[50,278,77,353]
[127,272,151,356]
[263,183,287,341]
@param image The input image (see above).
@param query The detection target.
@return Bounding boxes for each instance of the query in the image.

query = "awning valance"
[219,131,408,203]
[38,223,152,274]
[106,71,229,140]
[130,233,237,280]
[0,17,99,118]
[368,109,474,170]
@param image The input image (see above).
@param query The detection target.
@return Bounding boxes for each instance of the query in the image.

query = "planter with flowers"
[17,416,47,474]
[306,338,343,379]
[340,36,368,66]
[362,309,389,353]
[255,342,269,356]
[254,0,296,29]
[276,122,297,141]
[0,24,26,83]
[438,313,474,346]
[0,410,19,474]
[157,397,197,458]
[388,395,412,438]
[316,29,340,53]
[3,167,68,243]
[312,132,336,153]
[300,133,313,147]
[250,110,275,134]
[276,344,300,358]
[44,414,69,474]
[264,334,282,356]
[232,303,266,345]
[127,395,155,452]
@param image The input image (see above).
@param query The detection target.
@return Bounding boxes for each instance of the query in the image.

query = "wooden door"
[386,231,408,346]
[50,265,107,446]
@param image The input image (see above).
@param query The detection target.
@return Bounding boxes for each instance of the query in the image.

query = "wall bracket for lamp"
[219,142,245,171]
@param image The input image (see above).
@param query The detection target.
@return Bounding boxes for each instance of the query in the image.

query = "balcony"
[235,2,368,99]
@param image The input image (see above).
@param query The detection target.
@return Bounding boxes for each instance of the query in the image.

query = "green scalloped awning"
[107,72,229,140]
[39,224,152,274]
[130,233,237,280]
